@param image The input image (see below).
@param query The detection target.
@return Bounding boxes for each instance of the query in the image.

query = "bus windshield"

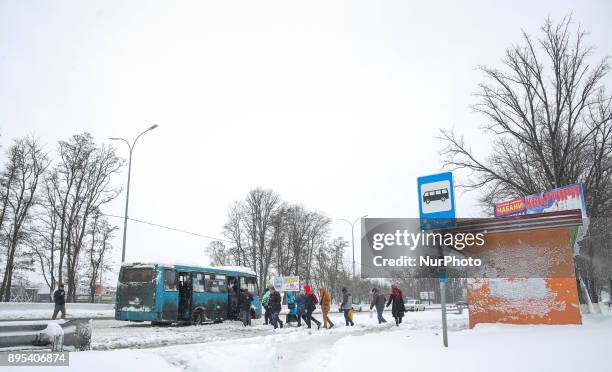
[121,268,154,283]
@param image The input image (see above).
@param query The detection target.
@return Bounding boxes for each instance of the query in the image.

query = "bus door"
[162,268,179,321]
[178,272,193,321]
[205,274,228,320]
[227,276,239,319]
[240,276,261,317]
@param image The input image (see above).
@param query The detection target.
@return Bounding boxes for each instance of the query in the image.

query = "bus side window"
[193,273,205,292]
[246,277,257,294]
[164,270,177,291]
[216,279,227,293]
[205,274,227,293]
[240,276,257,293]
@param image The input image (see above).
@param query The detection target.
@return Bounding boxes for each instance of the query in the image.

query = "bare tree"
[29,173,61,301]
[0,137,48,301]
[46,133,123,301]
[222,188,333,294]
[82,209,117,302]
[440,16,610,207]
[207,241,231,266]
[438,16,612,302]
[242,188,282,295]
[223,202,249,267]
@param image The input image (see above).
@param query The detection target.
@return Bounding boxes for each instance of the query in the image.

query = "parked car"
[405,299,426,311]
[335,304,363,312]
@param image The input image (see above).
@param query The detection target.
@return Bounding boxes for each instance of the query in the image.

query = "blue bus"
[115,262,262,325]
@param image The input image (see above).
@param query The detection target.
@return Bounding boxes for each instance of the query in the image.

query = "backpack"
[307,294,317,311]
[262,291,270,306]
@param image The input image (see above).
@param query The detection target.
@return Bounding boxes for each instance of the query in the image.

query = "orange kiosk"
[457,210,583,328]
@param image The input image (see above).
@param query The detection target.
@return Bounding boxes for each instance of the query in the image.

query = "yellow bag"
[348,309,353,320]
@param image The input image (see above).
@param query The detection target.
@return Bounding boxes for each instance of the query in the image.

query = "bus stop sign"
[417,171,456,230]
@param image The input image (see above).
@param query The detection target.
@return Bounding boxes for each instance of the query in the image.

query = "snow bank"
[315,316,612,372]
[150,312,609,372]
[0,303,114,320]
[42,322,64,337]
[17,310,611,372]
[15,349,180,372]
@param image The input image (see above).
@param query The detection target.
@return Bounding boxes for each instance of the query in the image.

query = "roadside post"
[417,171,456,348]
[438,264,449,347]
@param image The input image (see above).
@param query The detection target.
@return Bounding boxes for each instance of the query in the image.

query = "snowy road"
[153,310,469,372]
[92,308,467,350]
[13,310,612,372]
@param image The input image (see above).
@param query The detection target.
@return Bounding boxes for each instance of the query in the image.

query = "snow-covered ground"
[92,308,467,350]
[0,303,114,320]
[13,309,612,372]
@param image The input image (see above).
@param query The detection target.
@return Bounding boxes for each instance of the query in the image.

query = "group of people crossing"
[370,284,406,326]
[261,284,329,329]
[249,283,407,329]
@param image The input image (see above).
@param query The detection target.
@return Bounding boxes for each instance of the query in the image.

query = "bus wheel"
[191,310,205,325]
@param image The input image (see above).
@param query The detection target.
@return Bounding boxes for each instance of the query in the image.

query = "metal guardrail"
[0,318,92,351]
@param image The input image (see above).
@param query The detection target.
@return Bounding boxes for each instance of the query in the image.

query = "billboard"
[271,276,300,291]
[494,183,586,218]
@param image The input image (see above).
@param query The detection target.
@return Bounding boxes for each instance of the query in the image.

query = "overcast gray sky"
[1,1,611,279]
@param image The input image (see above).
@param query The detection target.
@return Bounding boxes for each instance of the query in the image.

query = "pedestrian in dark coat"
[268,285,284,329]
[295,291,306,326]
[229,284,239,319]
[303,284,321,329]
[370,288,387,324]
[239,288,253,326]
[386,284,405,326]
[52,283,66,320]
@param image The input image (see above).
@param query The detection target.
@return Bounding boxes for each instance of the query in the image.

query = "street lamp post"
[110,124,159,263]
[339,214,368,298]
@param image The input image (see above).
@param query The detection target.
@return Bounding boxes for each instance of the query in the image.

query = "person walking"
[239,287,253,326]
[340,287,354,326]
[229,284,239,319]
[286,291,298,325]
[296,290,306,326]
[269,285,284,329]
[386,284,405,326]
[261,287,271,325]
[303,284,321,329]
[52,283,66,320]
[320,287,334,329]
[370,287,387,324]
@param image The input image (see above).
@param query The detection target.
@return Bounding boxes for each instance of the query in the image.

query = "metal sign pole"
[417,172,455,348]
[440,277,449,347]
[438,243,449,348]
